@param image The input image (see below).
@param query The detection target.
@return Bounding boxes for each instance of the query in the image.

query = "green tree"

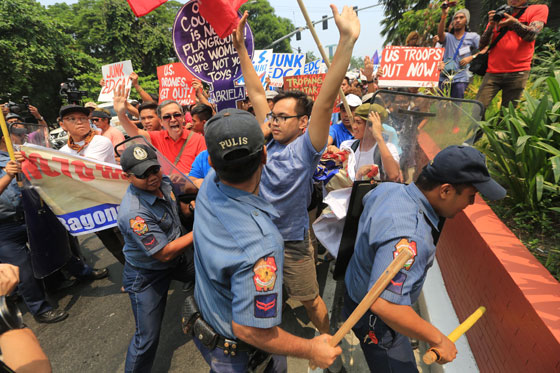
[349,56,364,70]
[0,0,98,121]
[379,0,431,46]
[240,0,295,52]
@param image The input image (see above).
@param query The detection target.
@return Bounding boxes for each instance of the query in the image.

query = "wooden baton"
[422,306,487,365]
[309,247,414,369]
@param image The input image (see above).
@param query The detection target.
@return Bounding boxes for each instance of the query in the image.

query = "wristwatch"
[0,296,25,335]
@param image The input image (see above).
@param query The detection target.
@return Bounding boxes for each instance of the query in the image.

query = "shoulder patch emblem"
[387,272,407,295]
[253,257,277,292]
[141,234,158,250]
[393,238,417,271]
[254,294,277,318]
[130,216,149,236]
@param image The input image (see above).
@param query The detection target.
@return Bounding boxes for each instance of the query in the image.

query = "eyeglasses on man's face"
[63,116,89,124]
[161,113,182,122]
[266,112,303,124]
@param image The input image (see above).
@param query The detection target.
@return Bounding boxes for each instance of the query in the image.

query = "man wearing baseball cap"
[343,145,505,372]
[90,109,125,150]
[328,94,362,148]
[191,109,341,371]
[117,143,195,372]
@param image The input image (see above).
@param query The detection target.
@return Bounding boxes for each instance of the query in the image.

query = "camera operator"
[476,0,548,110]
[0,263,52,373]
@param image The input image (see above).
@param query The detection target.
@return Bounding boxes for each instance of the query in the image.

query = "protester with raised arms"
[233,4,360,336]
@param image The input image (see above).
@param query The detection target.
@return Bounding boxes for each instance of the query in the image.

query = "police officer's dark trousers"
[343,291,417,373]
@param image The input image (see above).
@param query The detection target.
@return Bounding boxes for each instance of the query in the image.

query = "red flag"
[127,0,168,17]
[199,0,248,39]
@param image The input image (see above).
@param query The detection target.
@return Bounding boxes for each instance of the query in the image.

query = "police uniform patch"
[253,257,277,292]
[130,216,149,236]
[133,147,148,160]
[393,238,417,271]
[254,294,277,318]
[387,272,407,295]
[141,234,158,249]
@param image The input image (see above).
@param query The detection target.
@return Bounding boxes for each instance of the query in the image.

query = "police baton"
[309,247,414,370]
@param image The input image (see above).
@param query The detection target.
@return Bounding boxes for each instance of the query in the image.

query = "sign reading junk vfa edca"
[173,0,254,110]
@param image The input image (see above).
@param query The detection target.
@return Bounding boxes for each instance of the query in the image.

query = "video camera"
[493,4,513,22]
[59,78,88,105]
[3,96,30,118]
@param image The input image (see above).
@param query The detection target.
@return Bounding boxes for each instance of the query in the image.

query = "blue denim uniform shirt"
[260,130,325,241]
[0,151,23,220]
[118,176,182,270]
[345,182,440,306]
[329,121,354,148]
[194,169,284,340]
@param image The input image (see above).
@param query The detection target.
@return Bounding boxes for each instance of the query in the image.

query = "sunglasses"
[135,166,161,179]
[162,113,182,121]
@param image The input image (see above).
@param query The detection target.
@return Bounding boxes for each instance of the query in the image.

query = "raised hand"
[331,4,360,43]
[368,111,383,140]
[113,84,130,116]
[129,72,139,86]
[232,11,249,52]
[361,56,374,79]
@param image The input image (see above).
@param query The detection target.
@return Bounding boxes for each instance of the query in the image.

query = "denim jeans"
[194,338,287,373]
[123,253,195,373]
[0,222,51,316]
[342,291,418,373]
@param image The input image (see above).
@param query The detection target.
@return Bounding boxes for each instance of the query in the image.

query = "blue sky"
[37,0,385,58]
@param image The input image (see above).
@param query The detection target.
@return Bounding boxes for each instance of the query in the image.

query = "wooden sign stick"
[309,247,414,369]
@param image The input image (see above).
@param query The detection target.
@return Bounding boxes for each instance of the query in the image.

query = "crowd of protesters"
[0,1,549,372]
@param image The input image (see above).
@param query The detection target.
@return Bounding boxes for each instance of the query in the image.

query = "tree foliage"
[240,0,295,53]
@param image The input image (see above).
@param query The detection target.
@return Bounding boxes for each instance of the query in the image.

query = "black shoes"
[35,309,69,324]
[80,267,109,281]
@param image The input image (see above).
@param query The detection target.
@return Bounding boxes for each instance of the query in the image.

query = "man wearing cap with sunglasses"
[117,143,195,372]
[343,145,506,372]
[328,94,362,148]
[192,109,341,372]
[90,108,125,150]
[113,84,206,175]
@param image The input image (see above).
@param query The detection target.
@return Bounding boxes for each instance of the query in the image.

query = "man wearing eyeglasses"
[91,109,125,150]
[59,105,116,164]
[114,86,206,174]
[118,144,195,372]
[233,5,361,336]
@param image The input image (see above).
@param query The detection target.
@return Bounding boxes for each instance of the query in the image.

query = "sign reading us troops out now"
[172,0,254,110]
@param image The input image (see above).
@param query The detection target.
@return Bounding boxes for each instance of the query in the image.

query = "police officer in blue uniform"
[190,109,341,372]
[117,144,195,372]
[343,145,507,372]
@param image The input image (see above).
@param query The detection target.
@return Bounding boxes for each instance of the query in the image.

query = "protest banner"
[157,62,197,105]
[303,59,327,75]
[172,0,254,110]
[19,144,129,235]
[98,60,134,102]
[283,74,325,102]
[268,53,306,87]
[378,47,444,88]
[236,49,273,87]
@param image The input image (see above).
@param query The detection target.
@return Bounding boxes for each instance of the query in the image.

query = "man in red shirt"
[476,0,548,109]
[114,85,206,174]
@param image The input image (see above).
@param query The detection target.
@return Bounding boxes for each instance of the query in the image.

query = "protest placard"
[157,62,197,105]
[283,74,325,102]
[268,53,306,87]
[20,144,129,235]
[236,49,273,87]
[172,0,254,110]
[378,47,444,88]
[98,60,134,102]
[303,59,327,75]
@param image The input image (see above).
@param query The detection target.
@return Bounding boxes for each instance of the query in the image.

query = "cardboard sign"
[283,74,325,102]
[268,53,306,87]
[172,0,254,110]
[157,63,197,105]
[303,59,327,75]
[378,47,444,88]
[98,60,133,102]
[236,49,273,87]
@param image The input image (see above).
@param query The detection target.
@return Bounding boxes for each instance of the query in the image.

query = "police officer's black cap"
[59,104,90,118]
[204,109,264,172]
[424,145,506,200]
[120,144,160,177]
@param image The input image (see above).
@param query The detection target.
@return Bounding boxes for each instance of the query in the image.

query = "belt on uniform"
[215,335,254,353]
